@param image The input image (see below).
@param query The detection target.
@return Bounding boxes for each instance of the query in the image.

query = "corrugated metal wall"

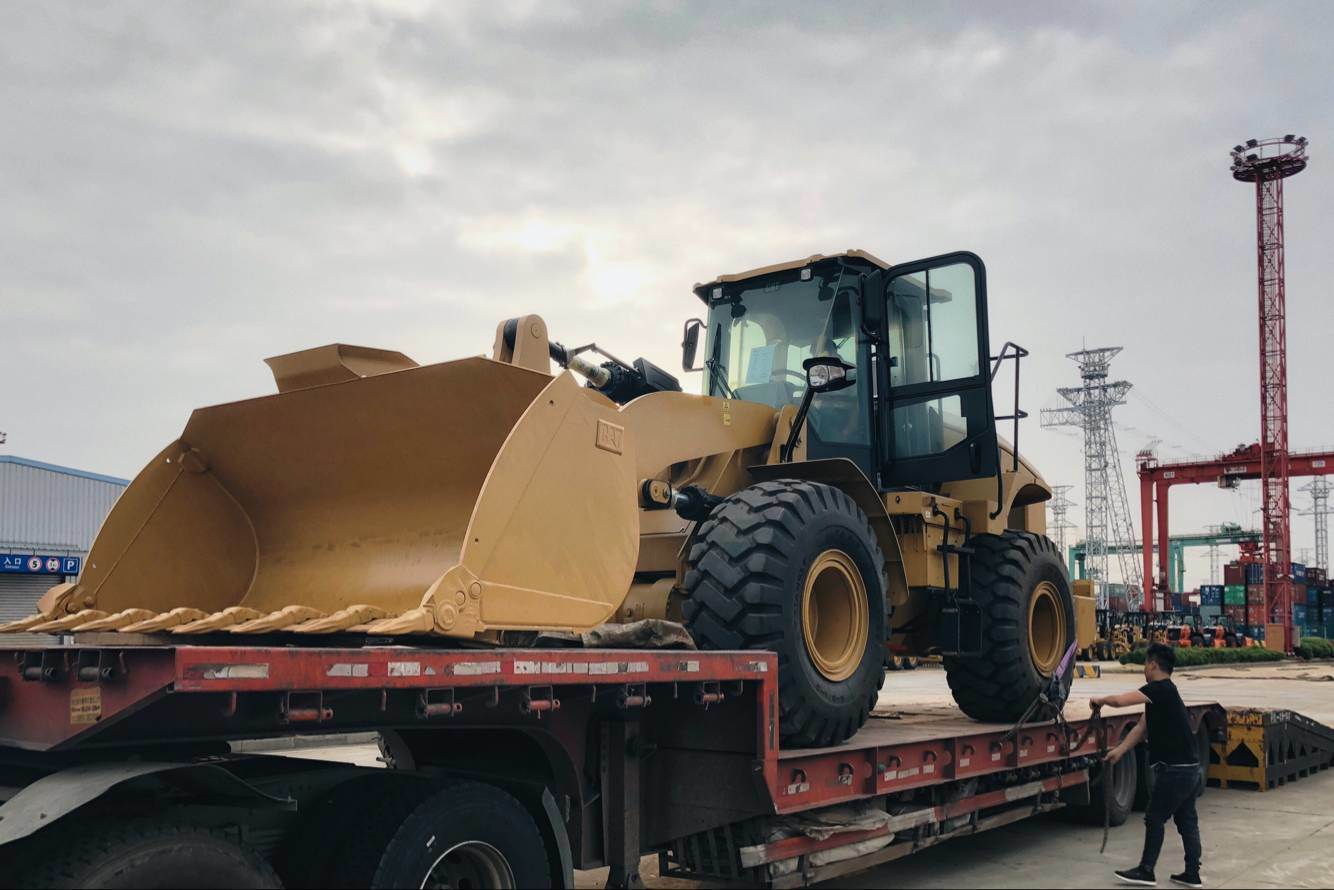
[0,575,61,646]
[0,460,126,552]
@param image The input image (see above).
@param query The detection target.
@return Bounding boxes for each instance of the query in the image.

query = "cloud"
[2,1,1331,588]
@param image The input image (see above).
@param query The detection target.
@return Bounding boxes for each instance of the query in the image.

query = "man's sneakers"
[1115,866,1157,886]
[1170,872,1204,888]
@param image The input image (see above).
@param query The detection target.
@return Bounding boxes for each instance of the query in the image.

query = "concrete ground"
[269,660,1334,888]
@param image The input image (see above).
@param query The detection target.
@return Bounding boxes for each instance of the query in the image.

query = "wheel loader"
[4,249,1094,746]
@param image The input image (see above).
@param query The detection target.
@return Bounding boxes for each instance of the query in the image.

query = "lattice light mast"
[1232,134,1308,651]
[1205,524,1224,586]
[1298,478,1330,574]
[1041,348,1142,608]
[1047,485,1077,556]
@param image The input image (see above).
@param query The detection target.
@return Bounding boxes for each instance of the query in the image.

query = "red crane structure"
[1138,136,1312,651]
[1138,445,1334,610]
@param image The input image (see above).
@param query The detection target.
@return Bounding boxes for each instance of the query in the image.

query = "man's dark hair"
[1145,642,1176,675]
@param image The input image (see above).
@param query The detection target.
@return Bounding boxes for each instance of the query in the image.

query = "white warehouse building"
[0,456,128,644]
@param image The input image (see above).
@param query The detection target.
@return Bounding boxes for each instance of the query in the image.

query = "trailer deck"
[0,644,1273,888]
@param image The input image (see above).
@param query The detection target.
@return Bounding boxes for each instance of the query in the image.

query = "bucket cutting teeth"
[71,609,159,632]
[30,610,109,633]
[0,613,58,633]
[289,605,389,633]
[229,606,325,634]
[353,607,434,635]
[172,608,264,634]
[121,608,210,633]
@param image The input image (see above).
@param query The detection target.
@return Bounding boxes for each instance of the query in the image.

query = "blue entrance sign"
[0,554,80,575]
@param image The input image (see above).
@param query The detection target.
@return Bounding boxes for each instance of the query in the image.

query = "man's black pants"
[1140,762,1203,873]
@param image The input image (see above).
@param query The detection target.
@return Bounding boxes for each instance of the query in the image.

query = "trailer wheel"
[1072,742,1137,827]
[13,818,279,889]
[371,781,551,889]
[683,480,888,748]
[944,532,1075,723]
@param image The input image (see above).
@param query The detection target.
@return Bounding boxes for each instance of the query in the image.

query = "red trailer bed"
[0,643,1224,888]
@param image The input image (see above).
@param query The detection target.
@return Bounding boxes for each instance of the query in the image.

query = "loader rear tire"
[682,480,887,748]
[944,531,1075,723]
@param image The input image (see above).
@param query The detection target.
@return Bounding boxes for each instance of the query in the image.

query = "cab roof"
[692,249,890,300]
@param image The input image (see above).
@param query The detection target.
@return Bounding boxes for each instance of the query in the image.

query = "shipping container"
[1224,564,1244,586]
[1245,563,1264,585]
[1292,563,1307,582]
[1308,566,1326,584]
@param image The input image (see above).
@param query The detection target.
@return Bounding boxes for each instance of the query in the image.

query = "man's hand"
[1103,746,1125,766]
[1089,696,1104,712]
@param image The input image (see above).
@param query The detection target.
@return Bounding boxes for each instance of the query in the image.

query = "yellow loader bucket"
[4,353,641,638]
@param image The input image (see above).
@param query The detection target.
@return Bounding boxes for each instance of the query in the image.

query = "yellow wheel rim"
[1028,580,1067,676]
[801,549,869,682]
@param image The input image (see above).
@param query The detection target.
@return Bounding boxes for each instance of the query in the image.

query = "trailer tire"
[371,781,551,889]
[683,480,888,748]
[12,818,279,889]
[276,773,440,888]
[1073,742,1137,827]
[944,532,1075,723]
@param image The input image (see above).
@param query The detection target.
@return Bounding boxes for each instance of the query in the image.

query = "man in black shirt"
[1090,643,1203,888]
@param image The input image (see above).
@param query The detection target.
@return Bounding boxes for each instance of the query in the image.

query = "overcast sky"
[2,1,1332,588]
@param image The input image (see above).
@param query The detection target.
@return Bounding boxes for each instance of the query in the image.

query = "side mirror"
[802,356,856,394]
[780,356,857,463]
[681,318,704,371]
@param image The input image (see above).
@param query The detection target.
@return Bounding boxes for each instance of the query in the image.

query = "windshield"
[703,269,859,409]
[703,265,873,470]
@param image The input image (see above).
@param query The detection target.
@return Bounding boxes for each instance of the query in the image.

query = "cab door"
[867,251,998,488]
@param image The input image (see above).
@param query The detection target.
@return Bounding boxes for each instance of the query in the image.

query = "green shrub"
[1294,637,1334,660]
[1118,645,1284,666]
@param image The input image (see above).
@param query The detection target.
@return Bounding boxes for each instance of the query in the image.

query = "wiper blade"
[704,358,736,399]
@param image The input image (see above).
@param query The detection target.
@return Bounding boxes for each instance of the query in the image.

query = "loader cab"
[694,255,879,472]
[692,250,999,490]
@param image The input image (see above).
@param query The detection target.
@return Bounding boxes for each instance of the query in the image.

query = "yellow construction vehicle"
[4,249,1093,746]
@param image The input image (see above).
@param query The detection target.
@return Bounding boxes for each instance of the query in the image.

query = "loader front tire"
[682,480,887,748]
[944,531,1075,723]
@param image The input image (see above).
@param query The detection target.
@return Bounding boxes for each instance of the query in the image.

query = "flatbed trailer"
[0,644,1224,889]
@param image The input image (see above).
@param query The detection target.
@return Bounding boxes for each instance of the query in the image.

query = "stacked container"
[1200,584,1224,606]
